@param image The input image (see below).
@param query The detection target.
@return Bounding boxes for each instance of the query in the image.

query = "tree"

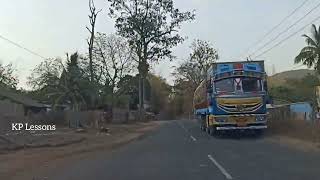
[148,74,171,114]
[94,33,134,108]
[27,58,64,103]
[170,39,218,116]
[295,24,320,74]
[27,58,63,90]
[54,52,87,110]
[86,0,102,109]
[169,78,194,116]
[189,39,219,74]
[117,75,139,109]
[269,86,294,103]
[87,0,101,82]
[286,73,320,102]
[0,62,18,89]
[107,0,195,118]
[28,53,88,110]
[269,73,320,104]
[117,74,154,110]
[174,62,203,91]
[173,39,218,91]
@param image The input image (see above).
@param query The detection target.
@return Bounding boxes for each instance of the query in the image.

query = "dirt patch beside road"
[268,118,320,141]
[267,118,320,152]
[267,135,320,152]
[0,121,161,180]
[0,131,85,152]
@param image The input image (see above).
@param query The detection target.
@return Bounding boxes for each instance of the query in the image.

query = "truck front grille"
[216,97,263,113]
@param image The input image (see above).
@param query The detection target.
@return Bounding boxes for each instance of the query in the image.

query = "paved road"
[44,120,320,180]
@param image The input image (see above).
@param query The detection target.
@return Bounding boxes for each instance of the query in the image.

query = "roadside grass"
[268,117,320,144]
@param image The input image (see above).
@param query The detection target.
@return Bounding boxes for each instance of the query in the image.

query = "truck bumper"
[216,125,267,130]
[208,114,267,130]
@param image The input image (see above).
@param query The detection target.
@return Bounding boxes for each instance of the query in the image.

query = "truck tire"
[206,126,211,134]
[200,124,205,131]
[210,126,218,136]
[203,125,207,132]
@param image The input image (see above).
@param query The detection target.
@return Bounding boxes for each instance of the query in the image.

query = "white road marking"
[177,122,197,142]
[178,123,188,132]
[190,135,197,141]
[208,154,233,180]
[181,125,187,132]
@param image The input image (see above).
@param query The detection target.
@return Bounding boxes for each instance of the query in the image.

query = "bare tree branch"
[87,0,101,83]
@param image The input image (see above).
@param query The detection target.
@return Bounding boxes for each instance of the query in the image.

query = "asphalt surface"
[43,120,320,180]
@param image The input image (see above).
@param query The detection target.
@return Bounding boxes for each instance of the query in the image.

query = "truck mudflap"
[216,125,267,130]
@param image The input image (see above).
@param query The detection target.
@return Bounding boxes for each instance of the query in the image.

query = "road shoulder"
[266,135,320,152]
[0,121,162,180]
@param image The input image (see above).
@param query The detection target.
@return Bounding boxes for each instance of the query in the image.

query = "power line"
[250,0,320,58]
[0,34,46,59]
[253,14,320,58]
[241,0,309,58]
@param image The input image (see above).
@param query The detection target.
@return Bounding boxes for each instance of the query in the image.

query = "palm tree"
[48,52,87,111]
[295,24,320,73]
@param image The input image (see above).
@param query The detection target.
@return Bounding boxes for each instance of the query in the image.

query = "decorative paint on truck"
[193,61,268,135]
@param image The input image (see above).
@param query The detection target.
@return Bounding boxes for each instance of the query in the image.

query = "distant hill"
[268,69,315,87]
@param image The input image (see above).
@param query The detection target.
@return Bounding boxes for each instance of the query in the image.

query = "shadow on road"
[213,131,266,140]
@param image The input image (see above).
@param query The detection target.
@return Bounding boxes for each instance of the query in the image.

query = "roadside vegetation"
[267,24,320,146]
[269,117,320,144]
[0,0,220,120]
[0,1,319,132]
[269,24,320,104]
[0,0,199,119]
[268,72,319,104]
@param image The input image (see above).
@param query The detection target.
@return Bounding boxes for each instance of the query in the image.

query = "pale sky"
[0,0,319,89]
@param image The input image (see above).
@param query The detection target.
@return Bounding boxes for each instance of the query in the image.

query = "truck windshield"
[215,78,234,93]
[242,77,262,92]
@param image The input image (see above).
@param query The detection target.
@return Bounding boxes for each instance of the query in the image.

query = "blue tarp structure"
[289,102,312,121]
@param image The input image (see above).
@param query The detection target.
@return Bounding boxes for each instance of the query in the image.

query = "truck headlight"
[256,115,265,121]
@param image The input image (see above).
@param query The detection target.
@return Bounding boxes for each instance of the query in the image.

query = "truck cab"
[194,61,268,135]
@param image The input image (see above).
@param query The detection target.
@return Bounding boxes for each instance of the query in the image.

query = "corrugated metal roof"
[0,87,46,108]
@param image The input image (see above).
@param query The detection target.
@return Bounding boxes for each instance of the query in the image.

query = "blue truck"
[193,61,268,135]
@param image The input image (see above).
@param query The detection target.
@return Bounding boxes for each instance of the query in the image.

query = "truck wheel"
[206,126,211,134]
[210,126,218,136]
[202,125,207,132]
[200,124,205,131]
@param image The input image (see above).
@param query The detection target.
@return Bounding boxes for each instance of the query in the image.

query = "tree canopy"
[93,33,134,107]
[269,73,320,104]
[173,39,219,90]
[0,62,18,89]
[107,0,195,113]
[295,24,320,74]
[171,39,218,115]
